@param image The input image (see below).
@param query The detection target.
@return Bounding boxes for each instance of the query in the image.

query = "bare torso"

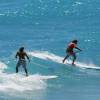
[17,52,26,60]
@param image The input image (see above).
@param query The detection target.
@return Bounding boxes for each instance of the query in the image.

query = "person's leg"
[63,54,70,63]
[72,53,77,65]
[23,61,28,76]
[16,61,20,73]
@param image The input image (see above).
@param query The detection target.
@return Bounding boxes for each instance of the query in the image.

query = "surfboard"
[28,51,100,70]
[63,61,100,70]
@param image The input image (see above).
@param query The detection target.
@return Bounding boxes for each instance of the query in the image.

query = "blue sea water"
[0,0,100,100]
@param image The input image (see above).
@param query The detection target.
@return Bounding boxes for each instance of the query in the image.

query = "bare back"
[16,51,27,60]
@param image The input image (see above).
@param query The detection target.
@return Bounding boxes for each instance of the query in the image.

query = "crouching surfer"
[62,40,82,65]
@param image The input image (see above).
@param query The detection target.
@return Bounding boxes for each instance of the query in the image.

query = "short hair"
[72,40,78,43]
[19,47,24,52]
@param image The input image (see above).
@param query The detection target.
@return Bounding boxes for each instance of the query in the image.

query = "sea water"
[0,0,100,100]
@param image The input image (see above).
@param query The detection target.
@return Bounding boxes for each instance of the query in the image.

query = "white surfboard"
[28,51,100,70]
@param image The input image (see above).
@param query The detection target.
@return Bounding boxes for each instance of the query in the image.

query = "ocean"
[0,0,100,100]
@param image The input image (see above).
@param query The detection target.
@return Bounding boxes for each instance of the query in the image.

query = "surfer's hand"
[80,49,82,51]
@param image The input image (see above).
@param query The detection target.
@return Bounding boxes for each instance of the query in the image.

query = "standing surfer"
[62,40,82,65]
[15,47,30,76]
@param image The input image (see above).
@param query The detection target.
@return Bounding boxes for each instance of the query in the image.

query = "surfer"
[15,47,30,76]
[62,40,82,65]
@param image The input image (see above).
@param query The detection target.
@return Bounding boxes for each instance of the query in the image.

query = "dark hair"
[72,40,78,44]
[19,47,24,52]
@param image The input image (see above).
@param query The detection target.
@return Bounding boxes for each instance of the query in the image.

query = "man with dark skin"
[62,40,82,65]
[15,47,30,76]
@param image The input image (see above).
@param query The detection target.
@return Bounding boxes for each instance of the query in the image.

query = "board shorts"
[67,51,76,59]
[67,51,75,55]
[16,59,26,68]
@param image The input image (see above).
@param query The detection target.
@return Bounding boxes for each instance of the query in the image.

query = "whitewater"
[0,0,100,100]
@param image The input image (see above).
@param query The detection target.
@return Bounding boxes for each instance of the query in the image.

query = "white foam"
[0,61,7,72]
[28,51,100,70]
[0,60,57,92]
[72,2,83,6]
[28,51,63,63]
[0,73,57,92]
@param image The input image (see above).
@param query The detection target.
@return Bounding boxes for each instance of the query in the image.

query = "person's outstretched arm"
[75,47,82,51]
[15,52,18,59]
[25,53,30,62]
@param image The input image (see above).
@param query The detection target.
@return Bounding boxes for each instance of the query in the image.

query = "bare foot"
[72,63,75,66]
